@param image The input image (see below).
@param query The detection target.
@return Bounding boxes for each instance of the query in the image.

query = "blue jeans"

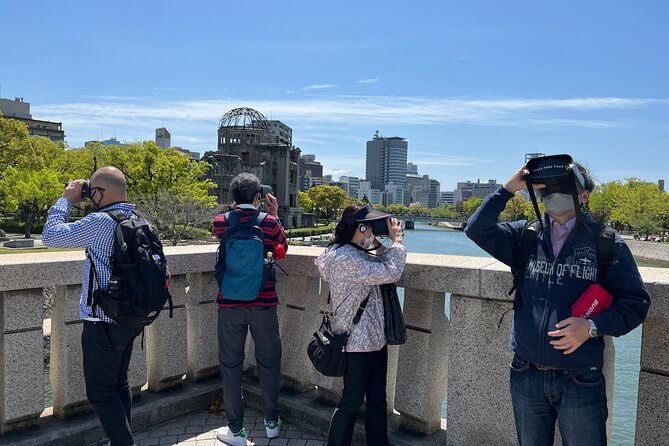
[509,354,608,446]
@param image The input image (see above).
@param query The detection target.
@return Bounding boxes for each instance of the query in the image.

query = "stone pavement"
[132,408,327,446]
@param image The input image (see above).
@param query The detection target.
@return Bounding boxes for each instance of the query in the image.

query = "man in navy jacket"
[465,158,650,446]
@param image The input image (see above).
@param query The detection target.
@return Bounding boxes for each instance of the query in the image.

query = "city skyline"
[1,1,667,190]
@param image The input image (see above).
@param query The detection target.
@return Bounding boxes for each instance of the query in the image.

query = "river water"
[402,222,640,445]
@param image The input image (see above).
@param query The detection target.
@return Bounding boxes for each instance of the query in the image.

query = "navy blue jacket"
[465,186,650,370]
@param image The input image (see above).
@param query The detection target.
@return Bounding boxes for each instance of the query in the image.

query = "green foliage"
[500,193,536,222]
[589,178,669,237]
[285,222,335,238]
[462,197,484,218]
[306,185,348,220]
[371,204,386,212]
[430,204,459,219]
[299,191,314,213]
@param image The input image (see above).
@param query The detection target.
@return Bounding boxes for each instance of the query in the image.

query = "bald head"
[90,166,127,206]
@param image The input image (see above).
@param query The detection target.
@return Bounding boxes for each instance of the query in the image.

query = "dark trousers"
[509,354,608,446]
[82,321,142,446]
[218,306,282,432]
[327,346,388,446]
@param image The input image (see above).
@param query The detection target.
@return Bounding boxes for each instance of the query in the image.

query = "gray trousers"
[218,306,282,432]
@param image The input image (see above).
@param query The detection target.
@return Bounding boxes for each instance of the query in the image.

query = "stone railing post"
[146,274,188,391]
[0,289,44,434]
[50,285,88,417]
[635,271,669,446]
[394,287,448,434]
[186,272,219,381]
[276,274,321,392]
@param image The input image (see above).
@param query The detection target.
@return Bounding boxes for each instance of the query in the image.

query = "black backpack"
[88,210,173,327]
[508,219,617,309]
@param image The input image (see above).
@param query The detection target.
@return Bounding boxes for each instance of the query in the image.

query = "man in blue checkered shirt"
[43,166,143,446]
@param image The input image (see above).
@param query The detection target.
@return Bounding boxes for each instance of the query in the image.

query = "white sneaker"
[216,426,248,445]
[265,418,281,439]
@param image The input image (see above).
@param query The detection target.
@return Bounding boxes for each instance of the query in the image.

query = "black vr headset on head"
[523,154,586,226]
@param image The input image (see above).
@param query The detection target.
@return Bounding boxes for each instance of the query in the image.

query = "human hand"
[547,317,590,355]
[63,180,86,205]
[388,217,403,243]
[264,193,279,217]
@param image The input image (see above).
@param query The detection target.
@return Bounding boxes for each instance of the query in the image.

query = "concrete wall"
[627,239,669,263]
[0,246,667,444]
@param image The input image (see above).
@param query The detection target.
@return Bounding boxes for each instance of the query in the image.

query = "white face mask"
[542,193,575,217]
[363,234,375,249]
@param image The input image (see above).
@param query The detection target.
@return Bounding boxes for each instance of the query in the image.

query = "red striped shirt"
[212,207,288,307]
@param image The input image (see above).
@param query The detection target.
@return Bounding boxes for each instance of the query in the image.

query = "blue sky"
[1,0,667,190]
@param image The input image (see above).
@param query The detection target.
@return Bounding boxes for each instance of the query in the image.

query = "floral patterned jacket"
[314,242,407,352]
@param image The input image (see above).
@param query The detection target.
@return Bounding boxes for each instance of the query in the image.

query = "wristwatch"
[588,319,598,338]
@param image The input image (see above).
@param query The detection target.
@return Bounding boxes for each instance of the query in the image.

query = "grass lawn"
[0,247,82,255]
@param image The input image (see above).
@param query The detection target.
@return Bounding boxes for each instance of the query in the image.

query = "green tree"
[0,166,64,238]
[361,194,369,204]
[386,204,408,215]
[307,185,348,220]
[463,197,484,218]
[299,191,314,213]
[607,179,669,238]
[371,204,386,212]
[500,193,532,222]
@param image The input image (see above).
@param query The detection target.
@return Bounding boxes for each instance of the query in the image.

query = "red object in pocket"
[273,243,286,260]
[571,283,613,318]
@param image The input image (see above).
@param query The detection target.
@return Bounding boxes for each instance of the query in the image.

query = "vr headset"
[523,154,586,224]
[345,204,391,236]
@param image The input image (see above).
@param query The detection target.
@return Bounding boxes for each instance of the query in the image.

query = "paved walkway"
[132,408,326,446]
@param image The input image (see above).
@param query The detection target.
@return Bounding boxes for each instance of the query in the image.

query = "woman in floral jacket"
[315,204,406,446]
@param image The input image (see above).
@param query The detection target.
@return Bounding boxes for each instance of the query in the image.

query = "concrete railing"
[1,246,668,445]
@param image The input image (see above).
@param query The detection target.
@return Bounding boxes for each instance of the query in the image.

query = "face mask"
[542,193,575,217]
[363,234,375,249]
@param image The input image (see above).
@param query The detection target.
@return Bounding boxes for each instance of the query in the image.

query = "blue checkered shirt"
[42,198,137,323]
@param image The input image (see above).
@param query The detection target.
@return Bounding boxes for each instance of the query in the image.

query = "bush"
[0,218,46,235]
[285,222,335,239]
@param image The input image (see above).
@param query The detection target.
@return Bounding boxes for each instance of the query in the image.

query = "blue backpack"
[213,210,273,301]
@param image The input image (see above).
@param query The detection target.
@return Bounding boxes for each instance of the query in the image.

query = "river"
[402,222,640,446]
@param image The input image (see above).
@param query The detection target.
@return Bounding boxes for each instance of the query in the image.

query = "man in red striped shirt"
[212,173,288,445]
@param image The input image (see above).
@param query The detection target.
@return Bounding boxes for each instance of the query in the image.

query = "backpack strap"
[105,209,128,223]
[596,224,617,282]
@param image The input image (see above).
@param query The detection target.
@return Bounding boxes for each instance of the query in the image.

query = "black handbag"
[307,292,371,377]
[380,283,406,345]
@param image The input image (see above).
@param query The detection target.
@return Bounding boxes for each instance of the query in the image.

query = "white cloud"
[302,84,339,91]
[31,95,668,149]
[356,78,380,85]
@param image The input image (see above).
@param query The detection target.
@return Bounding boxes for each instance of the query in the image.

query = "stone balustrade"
[0,246,667,445]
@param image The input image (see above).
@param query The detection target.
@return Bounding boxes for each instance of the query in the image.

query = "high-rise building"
[365,130,408,191]
[659,180,665,192]
[439,191,455,206]
[525,152,546,163]
[0,97,65,142]
[406,174,441,208]
[383,182,405,207]
[298,154,324,191]
[358,181,382,205]
[339,176,361,198]
[155,127,171,149]
[407,162,419,175]
[454,179,499,203]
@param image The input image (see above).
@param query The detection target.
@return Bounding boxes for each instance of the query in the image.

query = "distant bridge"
[401,216,467,230]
